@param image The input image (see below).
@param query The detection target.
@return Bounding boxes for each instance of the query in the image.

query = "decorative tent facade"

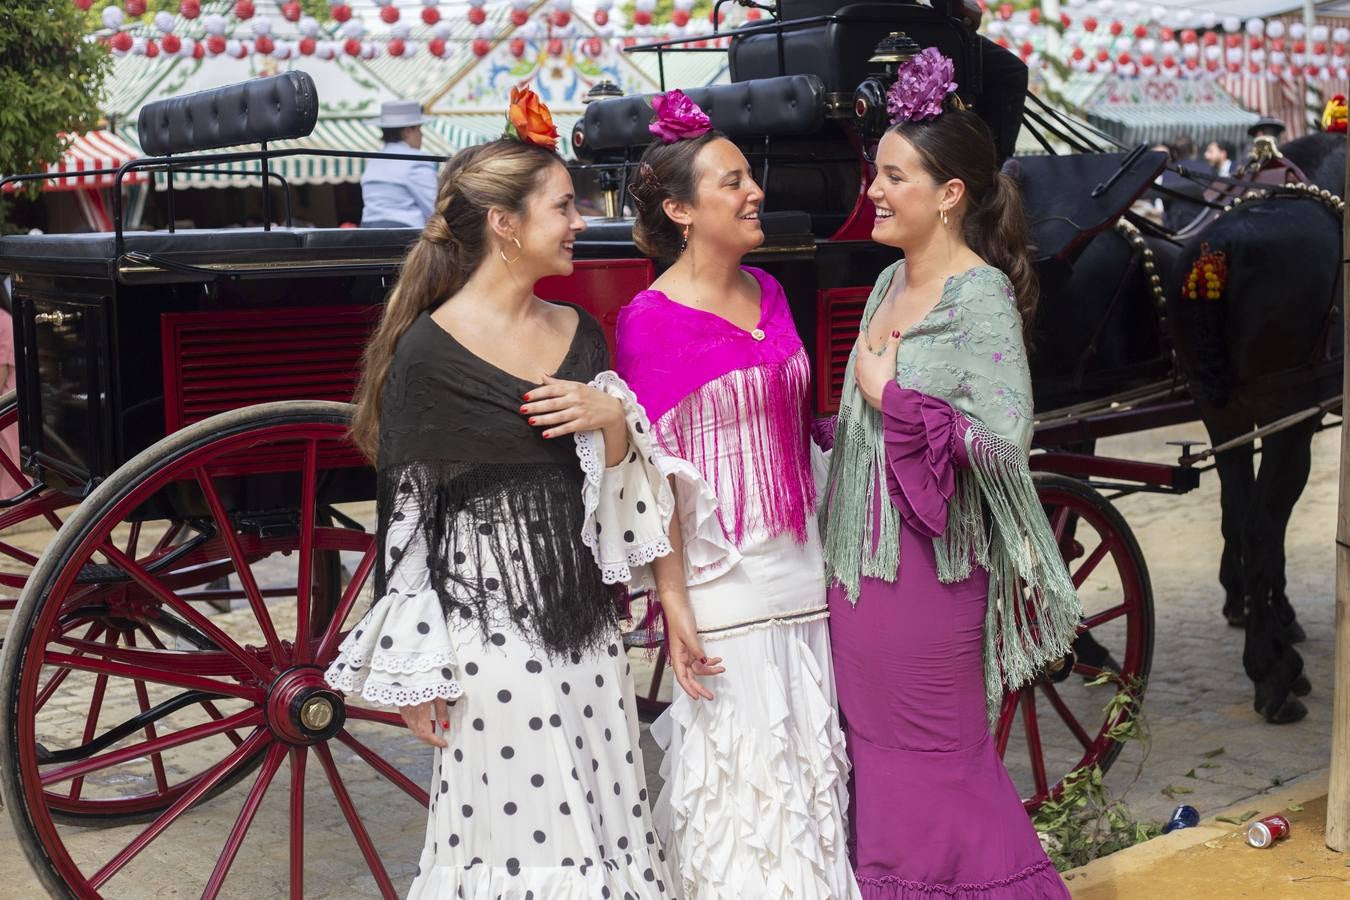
[1062,75,1260,147]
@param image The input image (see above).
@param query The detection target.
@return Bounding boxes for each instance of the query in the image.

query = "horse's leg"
[1255,417,1317,647]
[1202,406,1255,627]
[1242,419,1315,723]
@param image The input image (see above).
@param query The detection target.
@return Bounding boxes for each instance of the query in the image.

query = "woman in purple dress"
[818,50,1079,897]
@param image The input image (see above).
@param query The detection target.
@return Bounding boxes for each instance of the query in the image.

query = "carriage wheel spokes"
[995,473,1155,813]
[1,403,432,899]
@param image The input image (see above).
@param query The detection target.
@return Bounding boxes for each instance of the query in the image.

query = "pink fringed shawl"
[615,267,815,547]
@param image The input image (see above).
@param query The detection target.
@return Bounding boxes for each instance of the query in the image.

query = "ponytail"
[962,171,1039,339]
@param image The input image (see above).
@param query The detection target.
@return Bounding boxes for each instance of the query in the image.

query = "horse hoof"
[1254,684,1308,724]
[1292,674,1312,697]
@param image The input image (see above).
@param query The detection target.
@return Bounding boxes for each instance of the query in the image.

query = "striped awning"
[120,118,455,190]
[1077,77,1260,148]
[3,130,145,193]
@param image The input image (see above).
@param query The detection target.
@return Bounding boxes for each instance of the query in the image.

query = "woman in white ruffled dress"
[617,96,860,899]
[324,123,679,898]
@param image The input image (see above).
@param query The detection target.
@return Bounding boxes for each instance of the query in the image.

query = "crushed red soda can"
[1246,814,1292,848]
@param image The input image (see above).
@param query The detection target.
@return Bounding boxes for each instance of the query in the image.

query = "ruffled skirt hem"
[856,858,1070,899]
[409,850,672,899]
[652,618,859,899]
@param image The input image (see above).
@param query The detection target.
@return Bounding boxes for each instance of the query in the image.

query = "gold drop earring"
[500,236,522,264]
[939,208,949,227]
[680,224,690,253]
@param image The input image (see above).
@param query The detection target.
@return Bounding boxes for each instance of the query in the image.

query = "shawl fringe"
[937,423,1082,726]
[654,349,815,547]
[375,460,620,659]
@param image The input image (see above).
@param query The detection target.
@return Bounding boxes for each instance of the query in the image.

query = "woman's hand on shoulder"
[854,329,901,410]
[521,374,625,438]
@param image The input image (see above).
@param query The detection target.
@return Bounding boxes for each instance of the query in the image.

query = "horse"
[1161,188,1342,723]
[1023,147,1343,723]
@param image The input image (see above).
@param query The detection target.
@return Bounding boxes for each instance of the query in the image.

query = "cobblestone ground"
[0,421,1337,896]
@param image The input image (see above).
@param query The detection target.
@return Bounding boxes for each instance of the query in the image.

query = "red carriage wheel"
[0,401,430,899]
[0,391,80,628]
[995,472,1155,812]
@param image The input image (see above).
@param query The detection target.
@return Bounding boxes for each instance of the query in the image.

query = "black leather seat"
[294,227,421,253]
[137,71,319,157]
[0,228,303,262]
[577,75,826,153]
[729,3,978,96]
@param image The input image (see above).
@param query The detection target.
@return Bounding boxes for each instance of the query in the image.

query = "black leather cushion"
[0,228,303,262]
[1013,150,1169,261]
[730,4,977,96]
[578,75,825,152]
[574,210,811,247]
[295,227,421,252]
[137,72,319,157]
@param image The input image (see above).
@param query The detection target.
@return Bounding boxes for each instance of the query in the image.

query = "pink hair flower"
[886,47,958,125]
[648,89,712,144]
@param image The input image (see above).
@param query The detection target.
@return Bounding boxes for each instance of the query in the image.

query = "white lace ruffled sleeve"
[576,371,740,590]
[324,489,463,708]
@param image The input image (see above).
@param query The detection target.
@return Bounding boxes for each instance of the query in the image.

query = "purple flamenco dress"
[827,381,1070,899]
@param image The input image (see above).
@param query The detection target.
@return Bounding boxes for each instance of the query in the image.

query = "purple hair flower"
[886,47,959,125]
[649,89,712,144]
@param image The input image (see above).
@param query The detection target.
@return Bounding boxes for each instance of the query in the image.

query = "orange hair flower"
[506,85,560,151]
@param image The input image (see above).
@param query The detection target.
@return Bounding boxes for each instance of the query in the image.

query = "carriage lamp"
[579,81,627,218]
[853,32,922,145]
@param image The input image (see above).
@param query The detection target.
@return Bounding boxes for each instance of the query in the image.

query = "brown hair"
[350,138,562,462]
[891,109,1038,335]
[628,130,724,260]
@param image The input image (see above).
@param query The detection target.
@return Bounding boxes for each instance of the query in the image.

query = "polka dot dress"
[410,611,675,899]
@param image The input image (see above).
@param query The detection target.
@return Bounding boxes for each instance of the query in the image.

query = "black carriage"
[2,1,1342,894]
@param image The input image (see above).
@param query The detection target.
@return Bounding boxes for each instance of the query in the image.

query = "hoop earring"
[680,224,690,253]
[939,208,949,227]
[500,236,522,265]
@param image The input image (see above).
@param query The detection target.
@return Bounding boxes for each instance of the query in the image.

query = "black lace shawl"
[375,307,621,657]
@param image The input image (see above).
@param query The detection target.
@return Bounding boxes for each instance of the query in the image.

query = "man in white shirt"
[1204,139,1236,177]
[360,100,440,228]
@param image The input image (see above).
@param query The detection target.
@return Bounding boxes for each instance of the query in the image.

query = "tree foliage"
[0,0,110,220]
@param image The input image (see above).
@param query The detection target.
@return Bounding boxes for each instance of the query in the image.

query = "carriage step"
[75,562,131,585]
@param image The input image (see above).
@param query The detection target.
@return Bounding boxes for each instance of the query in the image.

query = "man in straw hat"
[360,100,440,228]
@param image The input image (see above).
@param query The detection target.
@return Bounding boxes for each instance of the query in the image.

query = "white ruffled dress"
[627,378,860,900]
[325,373,679,900]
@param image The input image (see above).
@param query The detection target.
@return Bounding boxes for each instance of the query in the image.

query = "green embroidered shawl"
[820,261,1082,723]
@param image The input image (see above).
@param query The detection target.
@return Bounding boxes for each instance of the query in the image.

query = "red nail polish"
[441,720,450,728]
[542,431,552,438]
[522,393,531,402]
[699,656,707,664]
[520,405,528,413]
[528,417,537,425]
[891,329,900,338]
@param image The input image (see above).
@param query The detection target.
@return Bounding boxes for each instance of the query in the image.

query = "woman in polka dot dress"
[325,114,679,899]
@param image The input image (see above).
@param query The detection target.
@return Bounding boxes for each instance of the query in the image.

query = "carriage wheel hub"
[266,666,344,744]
